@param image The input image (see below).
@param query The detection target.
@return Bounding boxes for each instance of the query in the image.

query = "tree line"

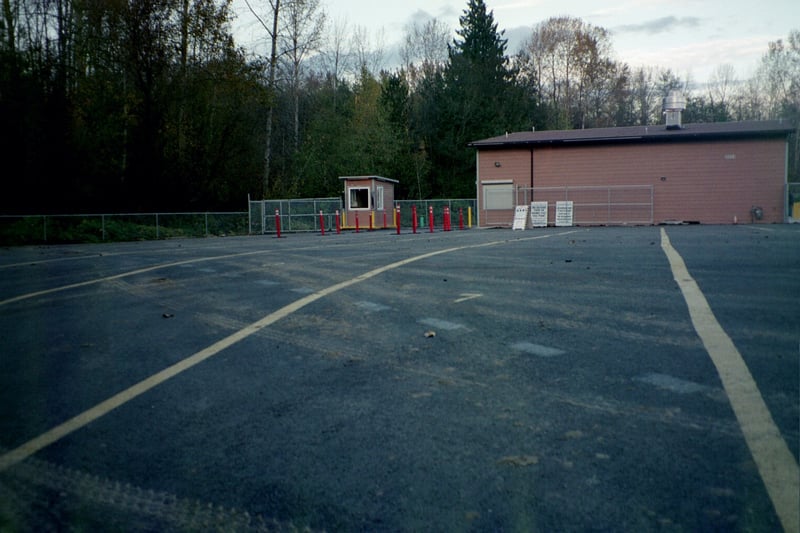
[1,0,797,214]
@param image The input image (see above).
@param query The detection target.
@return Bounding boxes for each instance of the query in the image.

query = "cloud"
[406,7,459,29]
[622,35,771,82]
[614,16,703,34]
[504,25,534,54]
[409,9,434,26]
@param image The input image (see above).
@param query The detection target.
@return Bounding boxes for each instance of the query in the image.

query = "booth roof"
[339,175,399,184]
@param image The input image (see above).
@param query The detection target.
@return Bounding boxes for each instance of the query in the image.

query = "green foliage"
[0,0,265,214]
[757,30,800,182]
[0,0,796,215]
[432,0,533,197]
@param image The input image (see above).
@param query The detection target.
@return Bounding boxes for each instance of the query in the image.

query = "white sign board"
[512,205,529,230]
[530,201,548,227]
[555,201,574,227]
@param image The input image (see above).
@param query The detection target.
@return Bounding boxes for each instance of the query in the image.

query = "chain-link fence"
[249,198,477,233]
[789,182,800,221]
[514,185,654,226]
[395,199,476,229]
[0,212,248,246]
[1,199,479,245]
[249,198,342,234]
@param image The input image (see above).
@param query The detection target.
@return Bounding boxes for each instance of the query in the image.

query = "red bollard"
[355,212,360,233]
[459,208,464,230]
[396,205,401,235]
[275,209,281,238]
[319,210,325,236]
[443,207,451,231]
[412,205,417,234]
[428,206,434,233]
[335,210,341,234]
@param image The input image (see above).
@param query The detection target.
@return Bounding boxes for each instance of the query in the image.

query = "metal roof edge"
[468,120,796,148]
[339,175,399,184]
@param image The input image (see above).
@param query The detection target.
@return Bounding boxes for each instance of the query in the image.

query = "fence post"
[155,214,159,239]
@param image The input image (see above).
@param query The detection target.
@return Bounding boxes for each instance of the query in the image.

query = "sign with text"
[555,201,574,227]
[530,201,548,227]
[512,205,529,230]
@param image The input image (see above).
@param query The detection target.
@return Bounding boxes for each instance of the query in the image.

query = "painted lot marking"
[511,341,565,358]
[633,373,712,395]
[0,230,580,472]
[0,239,379,307]
[418,318,467,331]
[454,293,482,303]
[355,301,391,313]
[0,250,275,307]
[660,228,799,533]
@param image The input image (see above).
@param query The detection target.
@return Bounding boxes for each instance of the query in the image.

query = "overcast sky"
[232,0,796,86]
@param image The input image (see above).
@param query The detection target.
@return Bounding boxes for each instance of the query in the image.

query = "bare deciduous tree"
[521,16,620,129]
[242,0,281,197]
[401,17,449,86]
[320,15,350,109]
[280,0,325,152]
[351,23,384,76]
[630,66,659,125]
[707,63,735,119]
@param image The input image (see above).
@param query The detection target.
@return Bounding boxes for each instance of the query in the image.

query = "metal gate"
[515,185,654,226]
[249,198,342,234]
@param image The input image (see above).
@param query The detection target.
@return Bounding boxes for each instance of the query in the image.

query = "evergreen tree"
[434,0,532,198]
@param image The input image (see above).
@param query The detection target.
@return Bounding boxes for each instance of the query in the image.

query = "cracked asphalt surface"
[1,225,798,531]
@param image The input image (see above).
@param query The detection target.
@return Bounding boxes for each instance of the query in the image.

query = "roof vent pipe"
[663,90,686,130]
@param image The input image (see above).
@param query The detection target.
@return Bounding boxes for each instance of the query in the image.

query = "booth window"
[375,186,384,211]
[349,187,370,209]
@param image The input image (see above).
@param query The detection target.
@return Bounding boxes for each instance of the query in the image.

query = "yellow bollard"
[467,207,472,228]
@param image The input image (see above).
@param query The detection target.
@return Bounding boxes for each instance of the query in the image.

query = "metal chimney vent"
[663,90,686,130]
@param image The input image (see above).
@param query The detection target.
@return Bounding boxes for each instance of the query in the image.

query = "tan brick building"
[469,120,794,227]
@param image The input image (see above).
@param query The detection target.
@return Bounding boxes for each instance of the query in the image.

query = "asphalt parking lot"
[1,224,798,532]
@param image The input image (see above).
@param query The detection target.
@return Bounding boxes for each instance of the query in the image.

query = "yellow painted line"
[0,254,112,269]
[0,250,277,307]
[0,234,468,306]
[660,228,799,533]
[0,230,581,472]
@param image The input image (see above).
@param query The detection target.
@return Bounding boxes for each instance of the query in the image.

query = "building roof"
[468,119,795,148]
[339,175,399,184]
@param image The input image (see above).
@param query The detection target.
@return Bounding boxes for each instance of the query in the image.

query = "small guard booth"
[339,175,398,229]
